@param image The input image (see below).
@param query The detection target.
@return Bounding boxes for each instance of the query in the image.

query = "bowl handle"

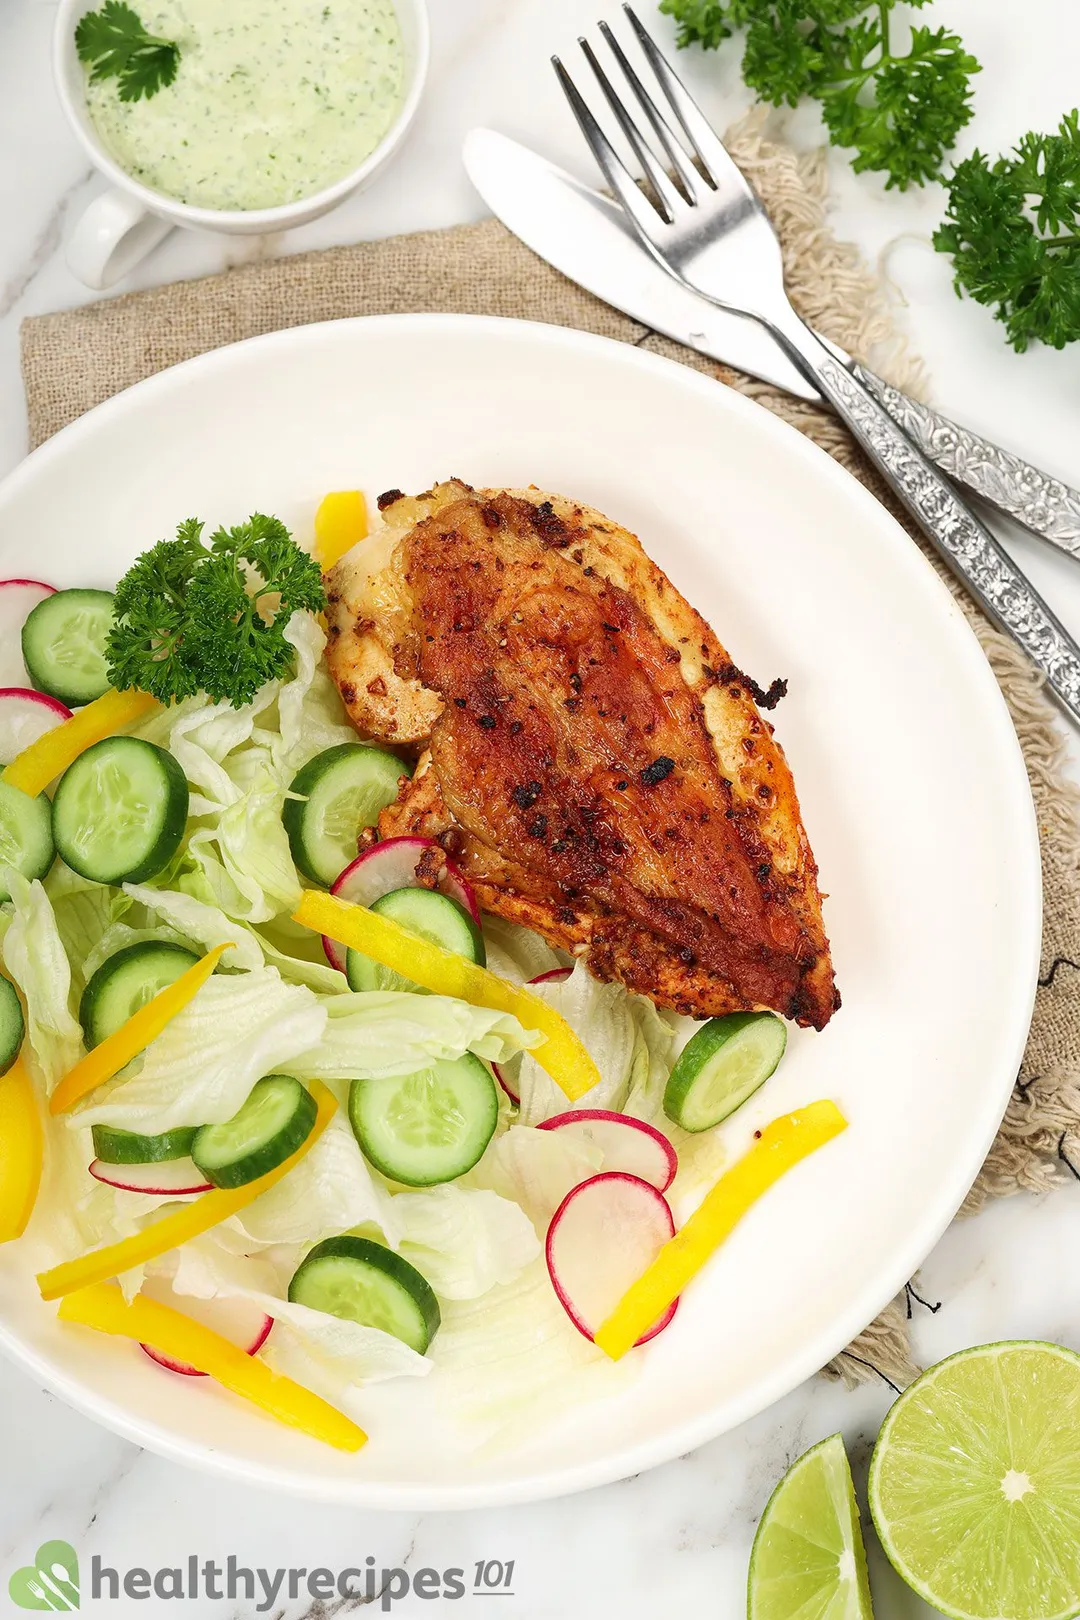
[66,187,173,290]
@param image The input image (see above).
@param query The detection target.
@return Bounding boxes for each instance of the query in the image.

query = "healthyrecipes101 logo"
[8,1544,517,1610]
[8,1541,81,1610]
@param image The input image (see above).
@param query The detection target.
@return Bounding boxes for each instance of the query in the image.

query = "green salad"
[0,510,794,1447]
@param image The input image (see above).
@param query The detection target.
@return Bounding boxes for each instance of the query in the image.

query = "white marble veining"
[2,2,1080,1615]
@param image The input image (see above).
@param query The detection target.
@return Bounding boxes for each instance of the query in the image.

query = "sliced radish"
[493,967,574,1103]
[0,580,56,688]
[538,1109,677,1192]
[546,1171,678,1346]
[88,1157,212,1195]
[322,836,480,971]
[529,967,573,986]
[0,687,72,766]
[137,1275,273,1377]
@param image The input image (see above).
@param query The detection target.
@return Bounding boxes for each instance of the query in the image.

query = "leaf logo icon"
[8,1540,80,1610]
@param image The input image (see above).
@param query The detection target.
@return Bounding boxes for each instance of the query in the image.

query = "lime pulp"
[869,1341,1080,1620]
[749,1432,874,1620]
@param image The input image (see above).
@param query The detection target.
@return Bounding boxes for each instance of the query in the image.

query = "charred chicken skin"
[325,482,838,1028]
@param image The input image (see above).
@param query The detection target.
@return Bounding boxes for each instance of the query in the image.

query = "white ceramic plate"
[0,316,1040,1508]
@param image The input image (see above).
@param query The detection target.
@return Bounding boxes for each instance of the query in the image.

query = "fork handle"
[771,317,1080,729]
[850,364,1080,559]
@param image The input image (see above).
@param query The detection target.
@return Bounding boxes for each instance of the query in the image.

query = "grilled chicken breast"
[325,482,838,1028]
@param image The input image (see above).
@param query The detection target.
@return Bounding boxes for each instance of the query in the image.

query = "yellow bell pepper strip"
[294,888,602,1102]
[0,1057,43,1243]
[314,490,368,570]
[595,1100,848,1360]
[50,942,231,1116]
[2,687,160,798]
[38,1080,337,1300]
[58,1282,367,1452]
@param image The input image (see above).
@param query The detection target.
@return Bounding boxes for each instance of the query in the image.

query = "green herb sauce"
[84,0,405,211]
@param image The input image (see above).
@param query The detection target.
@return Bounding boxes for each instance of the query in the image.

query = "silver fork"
[555,7,1080,730]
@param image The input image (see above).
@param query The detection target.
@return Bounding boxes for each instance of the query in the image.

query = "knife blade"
[464,127,820,402]
[463,128,1080,561]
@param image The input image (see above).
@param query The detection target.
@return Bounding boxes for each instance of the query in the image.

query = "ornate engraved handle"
[852,365,1080,559]
[774,323,1080,727]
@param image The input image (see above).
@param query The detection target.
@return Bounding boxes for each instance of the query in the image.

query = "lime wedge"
[749,1432,875,1620]
[869,1341,1080,1620]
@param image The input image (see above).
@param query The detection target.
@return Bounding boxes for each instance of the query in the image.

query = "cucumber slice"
[52,736,188,885]
[663,1012,788,1132]
[349,1052,498,1187]
[0,779,54,901]
[80,940,199,1048]
[91,1123,198,1165]
[283,744,409,886]
[191,1075,316,1189]
[345,885,485,994]
[21,588,115,706]
[288,1234,440,1354]
[0,977,24,1076]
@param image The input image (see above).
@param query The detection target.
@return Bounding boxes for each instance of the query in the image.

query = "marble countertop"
[3,2,1080,1615]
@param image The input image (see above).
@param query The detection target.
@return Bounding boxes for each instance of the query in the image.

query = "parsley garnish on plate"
[108,514,326,708]
[75,0,181,103]
[934,111,1080,351]
[658,0,979,190]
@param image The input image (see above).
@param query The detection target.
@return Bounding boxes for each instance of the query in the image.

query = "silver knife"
[464,128,1080,561]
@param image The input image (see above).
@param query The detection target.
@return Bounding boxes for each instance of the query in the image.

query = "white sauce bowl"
[54,0,430,289]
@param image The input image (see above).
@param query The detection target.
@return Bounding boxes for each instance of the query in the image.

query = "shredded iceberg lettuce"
[71,968,326,1132]
[209,753,302,922]
[2,873,83,1091]
[513,963,638,1125]
[288,991,538,1083]
[252,927,346,994]
[133,678,304,926]
[122,883,264,972]
[26,1120,182,1301]
[621,1001,730,1199]
[480,916,565,984]
[262,1313,430,1417]
[130,692,214,750]
[429,1259,636,1448]
[275,612,358,770]
[237,1113,400,1247]
[392,1185,539,1300]
[466,1123,602,1234]
[84,922,194,984]
[169,745,302,927]
[43,865,133,991]
[623,995,679,1124]
[166,701,272,814]
[164,1234,429,1411]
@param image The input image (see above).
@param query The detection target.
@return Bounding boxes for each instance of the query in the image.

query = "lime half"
[749,1432,874,1620]
[869,1341,1080,1620]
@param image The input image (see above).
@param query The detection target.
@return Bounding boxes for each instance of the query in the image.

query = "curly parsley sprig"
[75,1,180,103]
[107,514,326,708]
[659,0,979,190]
[934,111,1080,351]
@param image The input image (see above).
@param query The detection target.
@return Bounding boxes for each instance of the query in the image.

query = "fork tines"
[552,5,738,227]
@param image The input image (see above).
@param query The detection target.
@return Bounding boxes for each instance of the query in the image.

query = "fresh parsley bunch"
[75,1,180,102]
[659,0,980,189]
[934,111,1080,351]
[108,514,326,708]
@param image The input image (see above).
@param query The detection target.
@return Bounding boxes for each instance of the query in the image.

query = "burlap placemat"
[20,113,1080,1388]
